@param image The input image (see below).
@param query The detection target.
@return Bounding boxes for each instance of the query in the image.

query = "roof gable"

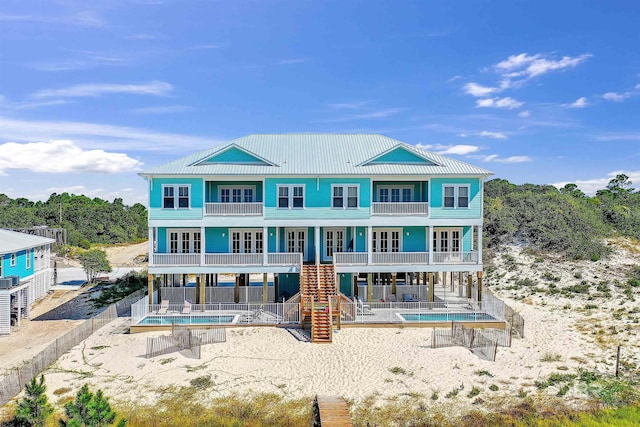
[192,144,276,166]
[359,145,440,166]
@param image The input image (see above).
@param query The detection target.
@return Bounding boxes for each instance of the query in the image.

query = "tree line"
[484,174,640,260]
[0,193,147,247]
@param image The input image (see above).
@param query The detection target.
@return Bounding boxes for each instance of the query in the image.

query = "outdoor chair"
[182,300,192,315]
[157,300,169,314]
[402,293,418,302]
[356,297,373,315]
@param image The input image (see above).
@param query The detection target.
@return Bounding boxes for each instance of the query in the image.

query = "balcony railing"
[433,251,478,264]
[371,202,428,215]
[152,253,200,266]
[334,252,368,265]
[204,202,263,216]
[372,252,429,264]
[151,252,302,267]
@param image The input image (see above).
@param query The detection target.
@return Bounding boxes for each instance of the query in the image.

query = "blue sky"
[1,0,639,205]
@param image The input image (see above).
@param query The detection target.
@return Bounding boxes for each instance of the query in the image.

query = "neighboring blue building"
[0,229,54,335]
[139,134,493,305]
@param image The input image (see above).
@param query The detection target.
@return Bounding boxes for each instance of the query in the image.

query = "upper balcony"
[204,180,263,217]
[371,180,429,216]
[205,202,263,216]
[371,202,428,216]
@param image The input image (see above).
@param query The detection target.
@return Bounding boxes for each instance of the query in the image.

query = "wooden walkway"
[314,395,352,427]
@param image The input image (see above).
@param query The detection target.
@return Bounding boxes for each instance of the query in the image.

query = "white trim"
[276,184,305,209]
[432,227,463,252]
[10,253,16,267]
[442,184,470,209]
[26,249,31,269]
[323,227,346,261]
[331,184,360,209]
[376,185,414,202]
[162,184,192,209]
[285,228,307,261]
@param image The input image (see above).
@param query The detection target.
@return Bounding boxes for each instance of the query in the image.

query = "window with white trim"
[332,185,359,209]
[378,186,413,202]
[230,230,263,253]
[277,185,304,209]
[443,185,470,208]
[219,186,255,203]
[11,253,16,267]
[163,185,190,209]
[26,249,31,269]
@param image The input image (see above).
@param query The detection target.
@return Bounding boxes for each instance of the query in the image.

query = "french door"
[169,230,201,254]
[372,229,401,252]
[231,230,263,253]
[433,229,462,260]
[324,228,345,260]
[286,229,306,260]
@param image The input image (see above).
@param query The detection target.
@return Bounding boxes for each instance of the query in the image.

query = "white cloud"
[458,131,507,140]
[275,58,310,65]
[130,105,192,114]
[602,92,630,102]
[463,82,498,97]
[328,101,373,110]
[551,170,640,196]
[475,154,531,163]
[495,53,592,78]
[0,140,142,174]
[32,81,172,99]
[416,143,480,155]
[518,110,531,117]
[568,97,588,108]
[323,108,406,122]
[476,97,523,109]
[0,116,221,153]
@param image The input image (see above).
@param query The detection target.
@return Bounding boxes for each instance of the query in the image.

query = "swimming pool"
[399,312,496,322]
[138,314,237,325]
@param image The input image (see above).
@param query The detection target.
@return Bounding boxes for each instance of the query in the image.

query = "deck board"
[316,395,352,427]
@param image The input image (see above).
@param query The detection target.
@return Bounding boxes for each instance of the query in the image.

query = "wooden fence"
[0,291,143,407]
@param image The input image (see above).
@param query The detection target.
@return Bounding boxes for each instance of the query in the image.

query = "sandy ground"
[3,240,639,416]
[1,242,148,374]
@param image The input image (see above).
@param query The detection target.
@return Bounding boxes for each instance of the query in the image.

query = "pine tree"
[61,384,125,427]
[13,375,53,427]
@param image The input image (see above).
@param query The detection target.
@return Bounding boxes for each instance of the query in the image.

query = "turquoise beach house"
[0,229,54,335]
[139,134,493,312]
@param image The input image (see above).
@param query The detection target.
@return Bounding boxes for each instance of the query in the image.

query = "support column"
[477,271,483,302]
[234,274,240,304]
[367,225,373,265]
[263,226,268,266]
[148,228,154,267]
[315,226,320,265]
[335,273,339,294]
[195,275,201,304]
[458,272,464,297]
[467,273,473,299]
[428,272,434,305]
[199,274,206,310]
[416,271,421,286]
[391,273,397,297]
[367,273,373,302]
[274,274,280,302]
[428,225,434,265]
[200,226,206,266]
[148,274,154,304]
[477,226,483,265]
[263,273,268,303]
[353,275,358,298]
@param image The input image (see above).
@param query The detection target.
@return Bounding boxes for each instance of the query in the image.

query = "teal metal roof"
[140,134,493,177]
[0,229,55,254]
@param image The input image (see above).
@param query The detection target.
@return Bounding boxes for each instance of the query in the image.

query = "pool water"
[138,315,236,325]
[400,313,496,322]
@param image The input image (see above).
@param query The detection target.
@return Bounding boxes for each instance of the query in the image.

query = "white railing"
[433,251,478,264]
[334,252,368,265]
[204,202,263,216]
[357,285,427,301]
[372,252,429,264]
[267,252,303,265]
[371,202,428,215]
[152,253,200,266]
[205,253,263,265]
[342,301,496,324]
[160,286,277,304]
[131,296,149,324]
[207,287,235,303]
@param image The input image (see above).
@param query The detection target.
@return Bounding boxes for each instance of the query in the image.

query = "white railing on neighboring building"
[204,202,263,216]
[371,202,428,215]
[372,252,429,264]
[334,252,368,265]
[433,251,478,264]
[152,253,200,266]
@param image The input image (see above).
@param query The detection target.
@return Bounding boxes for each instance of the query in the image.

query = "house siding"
[429,177,481,219]
[149,178,204,220]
